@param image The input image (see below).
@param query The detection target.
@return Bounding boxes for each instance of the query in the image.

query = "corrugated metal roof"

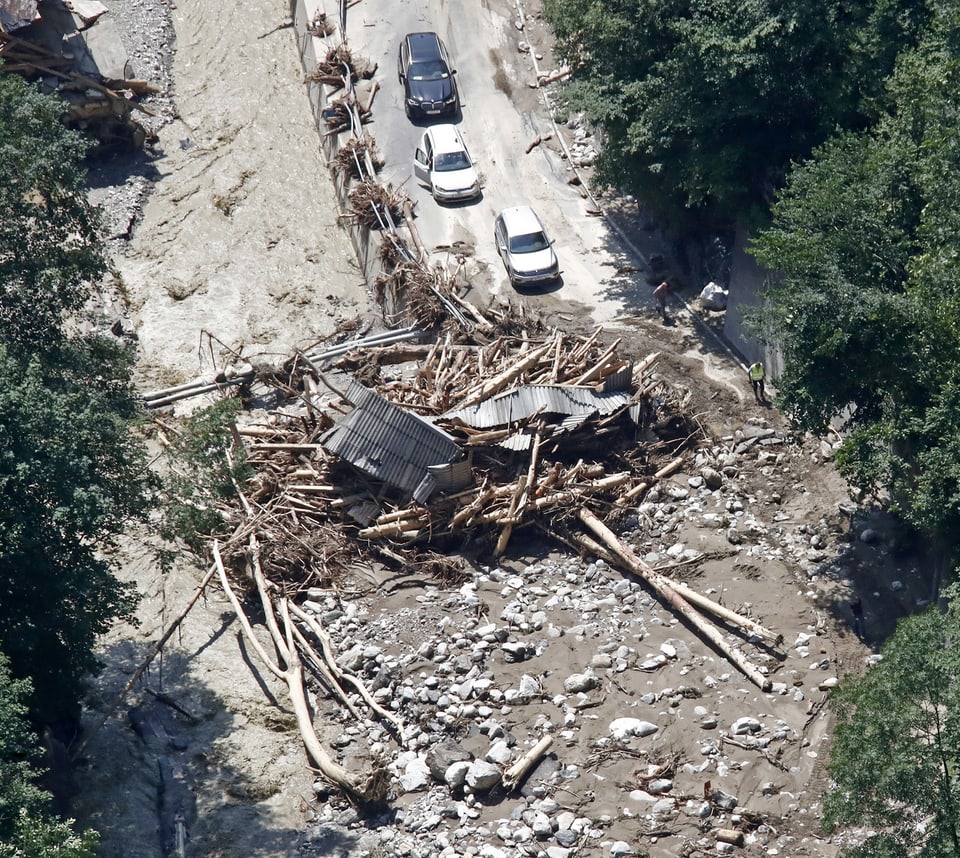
[321,381,462,499]
[446,385,633,429]
[428,459,474,493]
[497,413,594,451]
[600,362,634,392]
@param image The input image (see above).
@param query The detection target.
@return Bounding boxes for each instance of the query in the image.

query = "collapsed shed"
[0,0,159,151]
[320,380,470,509]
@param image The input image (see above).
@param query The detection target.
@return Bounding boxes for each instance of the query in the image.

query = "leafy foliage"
[0,654,97,858]
[162,398,252,555]
[542,0,927,226]
[0,72,153,722]
[749,0,960,544]
[0,341,152,721]
[0,74,106,354]
[825,587,960,856]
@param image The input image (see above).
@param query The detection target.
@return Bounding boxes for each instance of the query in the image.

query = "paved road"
[344,0,657,324]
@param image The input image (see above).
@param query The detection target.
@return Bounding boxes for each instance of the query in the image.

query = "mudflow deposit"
[52,0,927,856]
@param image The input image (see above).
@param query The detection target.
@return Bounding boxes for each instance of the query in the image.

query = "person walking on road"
[653,280,670,319]
[748,360,766,404]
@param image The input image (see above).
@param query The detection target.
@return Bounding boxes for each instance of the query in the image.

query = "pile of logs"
[210,322,667,580]
[331,136,384,181]
[346,180,409,230]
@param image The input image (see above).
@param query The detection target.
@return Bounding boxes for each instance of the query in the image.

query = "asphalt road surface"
[345,0,654,324]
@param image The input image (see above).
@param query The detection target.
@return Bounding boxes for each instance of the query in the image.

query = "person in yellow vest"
[748,360,766,404]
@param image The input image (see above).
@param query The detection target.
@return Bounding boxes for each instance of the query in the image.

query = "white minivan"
[413,124,481,203]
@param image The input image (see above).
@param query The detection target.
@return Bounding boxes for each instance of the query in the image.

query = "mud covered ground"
[67,0,928,856]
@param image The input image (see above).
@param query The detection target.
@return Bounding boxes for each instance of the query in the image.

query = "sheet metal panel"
[322,381,462,497]
[446,385,632,429]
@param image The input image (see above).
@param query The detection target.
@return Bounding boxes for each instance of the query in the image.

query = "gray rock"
[731,716,762,735]
[518,673,542,700]
[465,759,502,791]
[610,841,634,856]
[398,756,431,792]
[609,718,658,740]
[563,671,599,693]
[648,778,672,794]
[444,760,471,790]
[651,797,676,816]
[701,467,723,489]
[711,789,738,810]
[485,740,513,765]
[426,739,472,782]
[529,810,553,839]
[502,641,530,662]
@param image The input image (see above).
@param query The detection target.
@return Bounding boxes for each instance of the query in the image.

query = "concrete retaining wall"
[724,225,783,379]
[290,0,384,294]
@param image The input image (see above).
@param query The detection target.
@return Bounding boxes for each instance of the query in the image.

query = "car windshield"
[509,230,550,254]
[434,151,471,172]
[409,60,449,81]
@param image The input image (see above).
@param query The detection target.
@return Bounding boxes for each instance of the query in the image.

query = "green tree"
[0,341,151,722]
[0,73,106,354]
[0,70,153,722]
[542,0,927,226]
[748,0,960,547]
[824,587,960,856]
[162,398,252,555]
[0,654,97,858]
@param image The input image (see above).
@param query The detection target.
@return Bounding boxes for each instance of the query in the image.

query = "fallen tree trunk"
[212,541,382,801]
[577,508,773,691]
[503,734,553,790]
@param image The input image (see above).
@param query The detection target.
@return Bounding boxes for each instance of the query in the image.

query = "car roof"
[426,124,466,153]
[498,206,544,235]
[405,32,444,63]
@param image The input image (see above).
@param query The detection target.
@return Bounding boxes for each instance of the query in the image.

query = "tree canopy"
[749,0,960,547]
[825,587,960,856]
[0,61,153,856]
[0,340,151,723]
[542,0,928,227]
[0,655,97,858]
[0,73,107,354]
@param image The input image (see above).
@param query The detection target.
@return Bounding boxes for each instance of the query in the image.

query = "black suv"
[397,32,459,119]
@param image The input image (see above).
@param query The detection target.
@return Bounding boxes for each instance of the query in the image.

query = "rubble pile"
[217,322,674,578]
[150,311,808,835]
[0,0,163,151]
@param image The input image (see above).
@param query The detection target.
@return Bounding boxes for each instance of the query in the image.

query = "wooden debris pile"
[346,180,408,230]
[305,44,376,91]
[199,318,782,695]
[331,136,384,181]
[213,325,666,571]
[1,15,158,153]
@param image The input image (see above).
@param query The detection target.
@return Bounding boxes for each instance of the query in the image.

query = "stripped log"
[578,508,774,691]
[503,734,554,790]
[618,455,685,505]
